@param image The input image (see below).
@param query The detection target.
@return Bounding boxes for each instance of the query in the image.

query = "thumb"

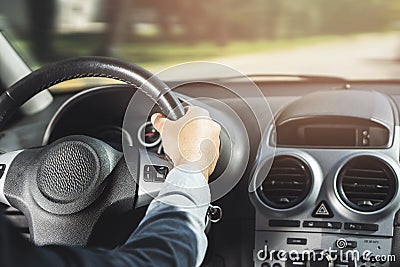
[151,113,167,134]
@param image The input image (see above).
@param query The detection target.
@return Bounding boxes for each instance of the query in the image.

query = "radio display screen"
[275,116,389,148]
[304,127,356,146]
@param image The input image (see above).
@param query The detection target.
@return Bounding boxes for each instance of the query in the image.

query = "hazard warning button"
[312,201,334,218]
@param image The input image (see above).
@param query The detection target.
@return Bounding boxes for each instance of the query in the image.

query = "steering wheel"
[0,57,185,246]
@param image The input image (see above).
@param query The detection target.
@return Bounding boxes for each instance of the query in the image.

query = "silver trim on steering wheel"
[137,121,162,148]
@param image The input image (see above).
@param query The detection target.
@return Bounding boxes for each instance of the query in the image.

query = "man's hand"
[151,106,221,181]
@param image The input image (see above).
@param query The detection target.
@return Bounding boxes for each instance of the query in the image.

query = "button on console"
[346,241,357,249]
[143,165,169,182]
[312,201,334,218]
[344,223,378,231]
[303,221,342,229]
[287,238,307,245]
[269,220,300,227]
[335,239,357,249]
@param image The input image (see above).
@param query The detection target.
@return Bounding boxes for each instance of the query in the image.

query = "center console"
[249,90,400,267]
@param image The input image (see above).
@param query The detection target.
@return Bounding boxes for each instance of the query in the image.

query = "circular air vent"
[257,156,313,209]
[337,156,397,212]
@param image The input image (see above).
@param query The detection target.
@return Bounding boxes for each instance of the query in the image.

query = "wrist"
[174,161,209,182]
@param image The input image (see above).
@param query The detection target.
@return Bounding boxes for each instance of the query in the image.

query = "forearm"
[119,166,210,266]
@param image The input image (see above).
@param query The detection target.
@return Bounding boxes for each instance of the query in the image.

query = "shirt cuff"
[147,164,211,222]
[144,165,211,267]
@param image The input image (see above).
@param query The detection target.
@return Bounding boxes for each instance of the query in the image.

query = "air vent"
[337,156,397,212]
[257,156,313,209]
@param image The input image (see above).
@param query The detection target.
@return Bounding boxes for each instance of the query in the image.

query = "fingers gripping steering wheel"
[0,57,185,246]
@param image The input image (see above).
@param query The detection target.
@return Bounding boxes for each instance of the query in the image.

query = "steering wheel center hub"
[37,141,100,204]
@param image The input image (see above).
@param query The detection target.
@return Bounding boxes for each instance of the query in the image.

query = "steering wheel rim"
[0,57,185,246]
[0,56,185,128]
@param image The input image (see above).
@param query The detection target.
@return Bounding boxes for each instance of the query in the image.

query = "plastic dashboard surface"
[176,81,400,267]
[1,80,400,267]
[250,89,400,267]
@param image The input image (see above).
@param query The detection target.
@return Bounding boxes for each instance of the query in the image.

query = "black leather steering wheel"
[0,57,185,246]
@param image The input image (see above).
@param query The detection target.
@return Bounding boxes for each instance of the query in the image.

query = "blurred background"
[1,0,400,79]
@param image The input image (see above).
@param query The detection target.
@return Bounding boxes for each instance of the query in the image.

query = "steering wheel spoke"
[0,149,25,206]
[134,148,173,208]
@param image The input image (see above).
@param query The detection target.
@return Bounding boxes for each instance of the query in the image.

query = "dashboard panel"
[274,89,395,149]
[42,85,172,160]
[42,83,249,194]
[2,80,400,266]
[43,85,136,151]
[250,89,400,267]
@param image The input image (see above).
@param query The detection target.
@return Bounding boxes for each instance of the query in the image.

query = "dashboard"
[250,90,400,267]
[1,79,400,267]
[42,86,164,154]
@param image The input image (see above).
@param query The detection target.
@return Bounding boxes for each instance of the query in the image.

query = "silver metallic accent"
[207,204,223,223]
[137,121,161,148]
[332,151,400,218]
[251,150,323,217]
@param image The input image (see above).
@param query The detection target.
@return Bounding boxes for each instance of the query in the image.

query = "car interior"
[1,1,400,267]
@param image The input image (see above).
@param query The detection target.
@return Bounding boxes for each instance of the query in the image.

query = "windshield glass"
[1,0,400,80]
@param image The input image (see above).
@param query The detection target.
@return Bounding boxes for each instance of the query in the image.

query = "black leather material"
[0,92,19,126]
[0,56,185,128]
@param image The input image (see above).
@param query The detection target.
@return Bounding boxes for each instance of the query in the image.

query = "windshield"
[1,0,400,80]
